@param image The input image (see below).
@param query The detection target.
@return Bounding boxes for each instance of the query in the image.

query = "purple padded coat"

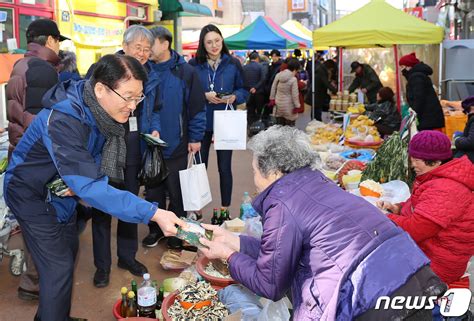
[228,167,430,320]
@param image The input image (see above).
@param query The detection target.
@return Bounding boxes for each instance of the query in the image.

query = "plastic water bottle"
[240,192,257,220]
[137,273,156,318]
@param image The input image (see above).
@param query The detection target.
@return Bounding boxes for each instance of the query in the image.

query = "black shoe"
[142,230,164,248]
[18,287,39,301]
[117,259,148,277]
[167,237,183,250]
[93,269,110,288]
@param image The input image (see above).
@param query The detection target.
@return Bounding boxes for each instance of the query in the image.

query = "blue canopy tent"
[224,16,307,50]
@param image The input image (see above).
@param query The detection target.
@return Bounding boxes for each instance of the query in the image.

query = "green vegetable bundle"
[0,157,7,173]
[361,132,415,187]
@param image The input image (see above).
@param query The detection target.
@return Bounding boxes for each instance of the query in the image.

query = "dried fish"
[204,262,232,279]
[167,281,228,320]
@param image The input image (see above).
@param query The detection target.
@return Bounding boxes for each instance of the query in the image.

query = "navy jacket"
[243,61,265,93]
[4,80,158,224]
[189,54,248,131]
[144,51,206,159]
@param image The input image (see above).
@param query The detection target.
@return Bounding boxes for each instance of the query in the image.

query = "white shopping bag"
[179,153,212,211]
[213,102,247,150]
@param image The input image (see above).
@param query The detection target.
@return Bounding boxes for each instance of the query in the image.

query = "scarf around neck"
[83,81,126,184]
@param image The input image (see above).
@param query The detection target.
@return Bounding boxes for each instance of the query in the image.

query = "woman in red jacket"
[378,130,474,287]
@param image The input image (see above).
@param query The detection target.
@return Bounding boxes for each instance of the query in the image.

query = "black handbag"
[138,134,169,187]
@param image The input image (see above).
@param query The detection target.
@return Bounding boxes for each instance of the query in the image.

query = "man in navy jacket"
[142,27,206,249]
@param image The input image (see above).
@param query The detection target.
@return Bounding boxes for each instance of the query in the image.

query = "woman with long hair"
[189,24,248,214]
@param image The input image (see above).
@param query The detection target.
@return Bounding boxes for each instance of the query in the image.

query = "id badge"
[129,116,138,132]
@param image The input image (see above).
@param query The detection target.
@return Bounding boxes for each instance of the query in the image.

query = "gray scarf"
[83,81,126,183]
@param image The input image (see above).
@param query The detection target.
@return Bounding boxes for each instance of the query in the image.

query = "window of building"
[0,7,14,53]
[0,0,14,3]
[20,0,52,6]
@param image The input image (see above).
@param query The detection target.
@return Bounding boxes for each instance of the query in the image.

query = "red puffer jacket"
[389,156,474,285]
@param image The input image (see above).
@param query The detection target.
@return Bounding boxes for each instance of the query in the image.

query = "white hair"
[123,25,154,46]
[248,126,320,178]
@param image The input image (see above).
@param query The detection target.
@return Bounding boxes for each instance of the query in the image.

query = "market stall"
[281,20,312,42]
[312,0,444,111]
[224,16,308,50]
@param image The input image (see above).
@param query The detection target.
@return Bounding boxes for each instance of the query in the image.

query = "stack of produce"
[361,133,414,186]
[310,124,344,146]
[347,103,366,114]
[344,115,381,144]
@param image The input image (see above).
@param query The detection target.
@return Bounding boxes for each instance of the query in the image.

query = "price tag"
[129,116,138,132]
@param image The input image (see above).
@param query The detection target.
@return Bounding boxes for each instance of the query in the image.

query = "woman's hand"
[199,238,236,260]
[150,209,186,236]
[205,92,221,104]
[201,223,240,252]
[223,95,236,105]
[376,201,401,214]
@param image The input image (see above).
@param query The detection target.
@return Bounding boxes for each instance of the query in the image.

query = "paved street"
[0,145,254,321]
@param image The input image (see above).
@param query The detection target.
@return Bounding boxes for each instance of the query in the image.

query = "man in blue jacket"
[4,54,183,321]
[141,27,206,249]
[85,25,158,288]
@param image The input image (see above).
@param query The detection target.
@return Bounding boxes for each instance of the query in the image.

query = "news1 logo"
[375,288,472,317]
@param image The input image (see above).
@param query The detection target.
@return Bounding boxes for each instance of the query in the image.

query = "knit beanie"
[461,96,474,114]
[408,130,452,161]
[399,52,420,67]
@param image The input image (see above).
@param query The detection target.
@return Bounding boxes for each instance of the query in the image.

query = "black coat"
[311,64,337,110]
[348,64,382,104]
[265,59,283,95]
[366,100,401,131]
[404,62,444,130]
[454,113,474,163]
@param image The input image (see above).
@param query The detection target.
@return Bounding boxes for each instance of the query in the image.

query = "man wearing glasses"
[85,25,158,288]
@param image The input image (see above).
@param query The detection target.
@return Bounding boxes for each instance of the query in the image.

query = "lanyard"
[208,63,217,92]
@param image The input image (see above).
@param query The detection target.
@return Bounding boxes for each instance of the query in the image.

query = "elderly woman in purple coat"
[200,126,446,320]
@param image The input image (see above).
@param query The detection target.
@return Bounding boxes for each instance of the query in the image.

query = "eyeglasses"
[104,84,145,105]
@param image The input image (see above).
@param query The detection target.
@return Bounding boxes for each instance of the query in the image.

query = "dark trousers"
[92,165,140,270]
[147,154,187,234]
[17,210,78,321]
[276,117,296,127]
[201,131,233,207]
[247,92,265,124]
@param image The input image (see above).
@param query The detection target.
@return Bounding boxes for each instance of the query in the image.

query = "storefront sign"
[59,14,124,47]
[288,0,306,12]
[404,7,424,19]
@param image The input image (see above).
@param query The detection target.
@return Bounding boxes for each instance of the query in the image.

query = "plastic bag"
[258,298,291,321]
[218,285,291,321]
[243,217,263,239]
[138,144,169,188]
[218,284,263,319]
[353,180,411,208]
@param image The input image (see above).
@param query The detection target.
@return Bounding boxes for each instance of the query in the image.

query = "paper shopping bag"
[213,103,247,150]
[179,153,212,211]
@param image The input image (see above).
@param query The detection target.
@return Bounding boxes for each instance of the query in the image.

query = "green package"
[176,218,213,247]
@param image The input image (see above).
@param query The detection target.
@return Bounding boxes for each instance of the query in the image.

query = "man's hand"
[205,92,221,104]
[199,238,236,261]
[250,88,256,94]
[63,188,75,197]
[361,88,368,94]
[151,130,160,138]
[150,209,186,236]
[201,223,240,252]
[188,142,201,154]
